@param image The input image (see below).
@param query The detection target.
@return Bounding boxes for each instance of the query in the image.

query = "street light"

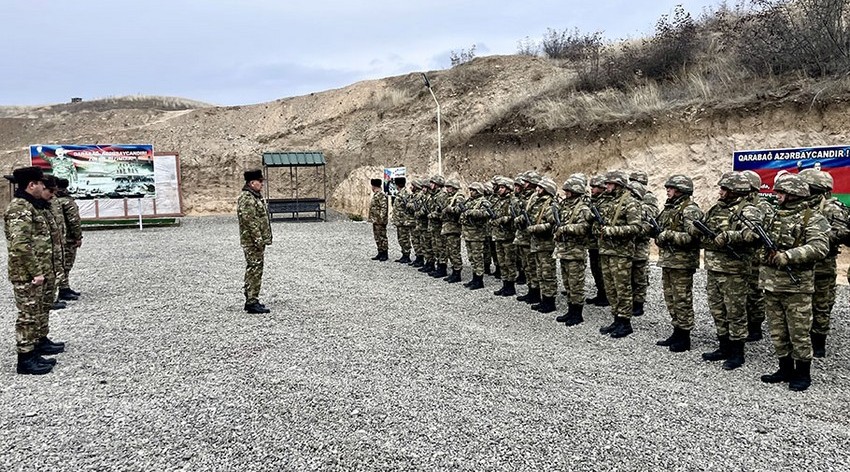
[421,73,442,175]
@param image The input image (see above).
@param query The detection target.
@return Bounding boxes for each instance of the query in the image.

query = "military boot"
[67,288,81,297]
[371,251,382,260]
[419,261,435,273]
[16,352,53,375]
[52,301,67,310]
[515,270,527,285]
[410,255,425,267]
[788,360,812,392]
[493,266,501,279]
[500,281,516,296]
[599,316,620,335]
[483,265,492,275]
[564,304,584,326]
[34,337,65,355]
[35,354,57,366]
[467,274,484,290]
[555,305,571,322]
[395,254,411,264]
[517,287,540,304]
[656,328,678,347]
[760,356,794,384]
[745,321,763,342]
[722,340,745,370]
[493,281,508,296]
[245,302,271,314]
[430,263,448,278]
[610,317,633,338]
[702,335,730,361]
[632,301,644,317]
[58,288,79,301]
[669,329,691,353]
[532,295,556,314]
[811,332,827,358]
[444,269,462,283]
[377,250,389,261]
[587,293,610,307]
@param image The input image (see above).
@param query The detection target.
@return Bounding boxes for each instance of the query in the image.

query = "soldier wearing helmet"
[596,170,644,338]
[410,179,432,268]
[699,171,763,371]
[391,176,416,264]
[482,177,499,277]
[758,173,829,392]
[740,170,773,342]
[514,172,542,304]
[586,175,609,307]
[368,177,389,261]
[440,178,467,283]
[491,176,518,297]
[421,175,448,277]
[460,182,493,290]
[553,177,593,326]
[654,174,703,353]
[627,180,659,318]
[525,177,560,314]
[799,168,849,358]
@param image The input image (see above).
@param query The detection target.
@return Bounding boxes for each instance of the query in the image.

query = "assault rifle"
[692,220,743,260]
[736,214,800,285]
[519,206,532,228]
[589,204,605,226]
[551,202,566,241]
[482,201,496,219]
[645,214,662,237]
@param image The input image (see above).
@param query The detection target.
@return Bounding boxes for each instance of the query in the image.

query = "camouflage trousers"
[39,277,56,338]
[706,270,748,341]
[494,240,517,282]
[243,246,265,305]
[588,248,605,297]
[746,264,765,325]
[444,233,463,270]
[410,225,422,258]
[483,236,494,270]
[430,223,445,264]
[631,259,649,305]
[765,291,813,361]
[466,240,485,276]
[13,281,44,353]
[372,223,388,251]
[60,243,79,290]
[535,251,558,297]
[395,225,414,256]
[515,244,538,289]
[417,221,432,261]
[812,270,836,335]
[600,255,633,318]
[662,268,696,331]
[559,257,586,305]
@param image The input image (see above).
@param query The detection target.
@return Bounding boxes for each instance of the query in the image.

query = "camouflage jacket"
[700,196,762,274]
[391,187,416,227]
[746,193,776,273]
[759,199,829,293]
[441,191,467,235]
[368,190,388,225]
[527,193,556,253]
[49,199,66,249]
[460,194,490,242]
[57,193,83,242]
[413,190,429,224]
[597,188,643,257]
[42,205,65,278]
[553,195,592,260]
[489,192,516,242]
[634,191,660,261]
[809,194,849,274]
[513,189,536,246]
[656,195,703,270]
[428,190,448,229]
[587,193,609,250]
[237,186,272,248]
[4,191,53,283]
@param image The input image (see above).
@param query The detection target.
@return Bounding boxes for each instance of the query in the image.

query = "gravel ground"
[1,216,849,471]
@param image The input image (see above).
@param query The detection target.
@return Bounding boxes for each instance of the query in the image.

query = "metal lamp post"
[422,73,442,175]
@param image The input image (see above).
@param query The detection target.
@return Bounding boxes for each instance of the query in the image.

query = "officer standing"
[238,170,273,313]
[460,182,491,290]
[411,179,431,268]
[491,177,518,297]
[55,178,83,300]
[441,179,466,283]
[741,170,772,342]
[368,178,389,261]
[41,176,67,312]
[586,176,609,307]
[391,177,416,264]
[627,181,658,317]
[553,176,592,325]
[515,172,541,305]
[526,177,559,314]
[759,174,828,392]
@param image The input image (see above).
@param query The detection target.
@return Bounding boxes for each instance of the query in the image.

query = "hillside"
[2,54,850,216]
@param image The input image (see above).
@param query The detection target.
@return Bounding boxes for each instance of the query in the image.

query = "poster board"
[383,166,406,195]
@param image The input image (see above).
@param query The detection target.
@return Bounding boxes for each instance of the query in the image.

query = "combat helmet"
[629,170,649,185]
[444,178,462,190]
[741,170,762,192]
[537,177,558,196]
[773,174,810,197]
[799,168,834,193]
[569,173,588,187]
[589,175,606,188]
[522,170,542,186]
[718,172,751,193]
[468,182,487,195]
[664,174,694,195]
[629,181,646,198]
[496,176,514,188]
[430,175,445,187]
[562,177,587,195]
[604,170,630,187]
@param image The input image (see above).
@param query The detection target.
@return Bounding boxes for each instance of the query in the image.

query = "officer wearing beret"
[238,169,272,314]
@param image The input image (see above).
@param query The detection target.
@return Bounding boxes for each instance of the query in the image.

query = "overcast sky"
[2,0,723,106]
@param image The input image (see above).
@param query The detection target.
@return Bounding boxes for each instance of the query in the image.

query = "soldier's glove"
[714,231,730,248]
[602,226,619,238]
[770,251,790,268]
[515,216,528,229]
[656,230,674,245]
[742,229,758,243]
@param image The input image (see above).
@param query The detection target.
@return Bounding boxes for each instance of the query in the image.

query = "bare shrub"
[450,45,477,67]
[516,36,539,56]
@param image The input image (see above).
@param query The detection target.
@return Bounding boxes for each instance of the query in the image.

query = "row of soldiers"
[4,166,84,375]
[368,167,845,392]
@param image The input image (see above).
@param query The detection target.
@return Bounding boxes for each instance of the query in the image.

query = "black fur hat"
[370,178,382,187]
[11,166,45,185]
[57,178,70,190]
[394,177,407,187]
[43,175,58,189]
[244,169,264,182]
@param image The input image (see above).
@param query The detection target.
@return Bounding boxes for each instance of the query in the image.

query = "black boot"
[493,281,508,296]
[467,274,484,290]
[610,317,633,338]
[430,263,448,278]
[411,255,425,267]
[656,328,678,347]
[702,335,731,361]
[444,269,462,283]
[811,332,827,358]
[58,288,79,301]
[395,253,411,263]
[517,287,540,304]
[67,288,81,297]
[377,250,389,261]
[599,316,620,335]
[35,337,65,355]
[555,305,571,322]
[587,293,610,307]
[493,266,501,279]
[483,265,492,275]
[371,251,382,260]
[745,321,763,342]
[495,281,515,296]
[761,356,794,384]
[669,329,691,353]
[419,261,435,273]
[564,304,584,326]
[16,352,53,375]
[532,295,556,314]
[722,340,745,370]
[788,360,812,392]
[244,302,271,314]
[515,271,527,285]
[35,354,57,366]
[52,301,67,310]
[632,301,644,317]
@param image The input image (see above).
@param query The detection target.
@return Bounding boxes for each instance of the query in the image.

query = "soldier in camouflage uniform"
[553,177,592,325]
[487,178,502,278]
[424,176,448,277]
[758,174,829,392]
[627,181,658,317]
[741,170,772,342]
[526,177,559,314]
[482,179,497,276]
[512,177,528,286]
[586,176,610,307]
[238,170,273,314]
[4,166,63,375]
[597,170,643,338]
[41,177,67,312]
[461,182,492,290]
[515,172,542,304]
[698,172,762,370]
[56,178,83,301]
[441,179,466,283]
[368,178,389,261]
[391,177,416,264]
[491,176,518,296]
[799,168,848,358]
[654,175,702,352]
[412,179,431,268]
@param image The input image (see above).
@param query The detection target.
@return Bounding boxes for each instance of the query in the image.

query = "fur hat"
[57,178,70,190]
[370,178,382,187]
[43,175,58,190]
[394,177,407,187]
[11,166,45,185]
[244,169,264,182]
